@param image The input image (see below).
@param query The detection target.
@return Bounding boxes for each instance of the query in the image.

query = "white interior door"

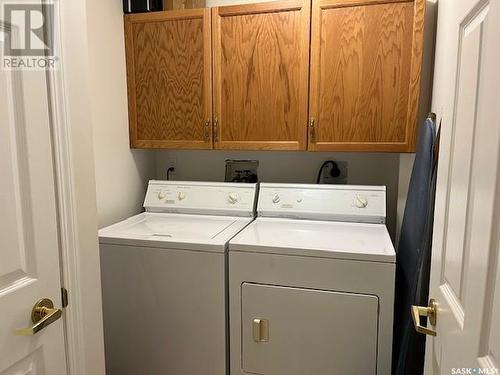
[0,2,67,374]
[424,0,500,373]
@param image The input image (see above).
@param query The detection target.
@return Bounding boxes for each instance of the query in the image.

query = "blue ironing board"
[393,116,438,375]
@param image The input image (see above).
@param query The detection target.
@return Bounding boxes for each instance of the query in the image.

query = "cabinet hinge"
[309,118,316,143]
[61,287,69,308]
[213,117,219,143]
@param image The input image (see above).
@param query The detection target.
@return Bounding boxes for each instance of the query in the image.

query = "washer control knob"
[272,194,281,204]
[354,194,368,208]
[177,191,187,201]
[227,192,239,204]
[157,191,166,200]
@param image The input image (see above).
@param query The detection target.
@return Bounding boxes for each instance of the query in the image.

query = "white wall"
[86,0,156,228]
[156,150,400,239]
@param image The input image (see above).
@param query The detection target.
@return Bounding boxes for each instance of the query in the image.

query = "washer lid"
[229,217,395,263]
[99,212,253,252]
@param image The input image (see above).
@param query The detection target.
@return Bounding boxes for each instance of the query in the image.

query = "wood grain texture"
[212,0,310,151]
[217,0,303,16]
[309,0,425,152]
[319,0,412,7]
[163,0,206,11]
[405,0,425,150]
[125,9,212,149]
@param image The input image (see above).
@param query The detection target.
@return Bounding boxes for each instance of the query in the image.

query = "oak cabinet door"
[309,0,425,152]
[125,9,212,149]
[212,0,310,150]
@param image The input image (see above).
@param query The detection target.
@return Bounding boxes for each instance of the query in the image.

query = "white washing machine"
[99,180,257,375]
[228,183,396,375]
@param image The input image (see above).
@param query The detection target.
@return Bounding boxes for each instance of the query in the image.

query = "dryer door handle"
[253,318,269,342]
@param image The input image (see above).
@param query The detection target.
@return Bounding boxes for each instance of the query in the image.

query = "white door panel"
[0,1,67,373]
[425,0,500,372]
[441,6,485,303]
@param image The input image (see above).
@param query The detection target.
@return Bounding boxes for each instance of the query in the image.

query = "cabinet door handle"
[204,118,211,142]
[213,117,219,143]
[309,118,316,143]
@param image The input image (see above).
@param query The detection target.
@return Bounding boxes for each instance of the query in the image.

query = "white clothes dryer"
[228,183,396,375]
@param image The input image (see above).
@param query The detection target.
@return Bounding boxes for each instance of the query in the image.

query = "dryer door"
[241,283,379,375]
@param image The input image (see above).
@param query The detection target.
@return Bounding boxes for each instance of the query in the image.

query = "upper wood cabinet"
[211,0,311,150]
[124,9,212,149]
[124,0,426,151]
[308,0,425,152]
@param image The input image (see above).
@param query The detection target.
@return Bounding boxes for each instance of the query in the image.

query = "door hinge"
[61,287,69,308]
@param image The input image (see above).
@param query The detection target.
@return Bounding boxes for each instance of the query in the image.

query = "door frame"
[45,1,105,374]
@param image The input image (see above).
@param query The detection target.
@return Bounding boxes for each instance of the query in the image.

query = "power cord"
[316,160,341,184]
[166,167,175,181]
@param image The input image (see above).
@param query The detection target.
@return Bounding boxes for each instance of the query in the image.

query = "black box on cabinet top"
[123,0,163,13]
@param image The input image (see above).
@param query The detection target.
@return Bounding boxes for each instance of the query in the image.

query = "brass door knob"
[15,298,62,336]
[411,298,437,336]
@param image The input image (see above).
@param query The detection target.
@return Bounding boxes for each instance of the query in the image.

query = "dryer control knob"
[272,194,281,204]
[157,191,166,200]
[227,192,239,204]
[177,191,187,201]
[354,194,368,208]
